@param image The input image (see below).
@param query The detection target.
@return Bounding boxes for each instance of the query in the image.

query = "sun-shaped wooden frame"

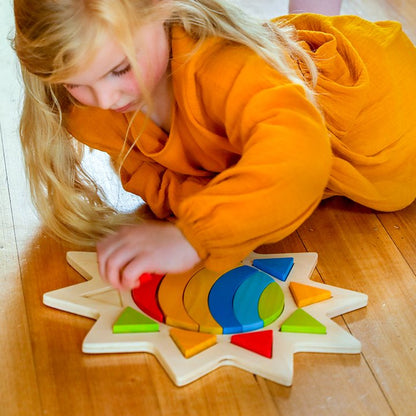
[43,251,368,386]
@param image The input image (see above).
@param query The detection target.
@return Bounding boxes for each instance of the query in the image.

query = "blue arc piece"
[252,257,294,282]
[208,266,258,334]
[232,271,274,332]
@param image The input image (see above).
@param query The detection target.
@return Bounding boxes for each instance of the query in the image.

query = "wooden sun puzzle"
[43,252,368,386]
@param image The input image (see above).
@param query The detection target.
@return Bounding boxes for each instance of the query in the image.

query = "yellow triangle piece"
[289,281,332,307]
[169,328,217,358]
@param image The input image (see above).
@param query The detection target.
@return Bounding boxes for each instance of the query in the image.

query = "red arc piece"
[131,273,165,322]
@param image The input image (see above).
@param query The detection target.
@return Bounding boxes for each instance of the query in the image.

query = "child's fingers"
[97,243,138,289]
[119,256,152,289]
[96,238,124,280]
[96,228,140,284]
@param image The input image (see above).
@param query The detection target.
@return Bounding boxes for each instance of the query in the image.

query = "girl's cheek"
[67,88,96,107]
[124,72,141,95]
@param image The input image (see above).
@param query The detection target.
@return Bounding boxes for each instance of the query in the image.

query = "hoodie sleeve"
[175,44,332,270]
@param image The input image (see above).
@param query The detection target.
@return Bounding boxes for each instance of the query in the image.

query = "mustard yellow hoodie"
[66,14,416,270]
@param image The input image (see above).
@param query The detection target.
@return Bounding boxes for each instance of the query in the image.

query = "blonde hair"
[13,0,318,246]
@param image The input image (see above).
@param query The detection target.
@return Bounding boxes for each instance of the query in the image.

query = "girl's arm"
[173,44,332,272]
[289,0,342,15]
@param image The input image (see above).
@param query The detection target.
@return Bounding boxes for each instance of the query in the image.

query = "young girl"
[14,0,416,290]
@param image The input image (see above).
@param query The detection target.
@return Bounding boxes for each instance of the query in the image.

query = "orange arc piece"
[157,265,201,331]
[289,281,332,307]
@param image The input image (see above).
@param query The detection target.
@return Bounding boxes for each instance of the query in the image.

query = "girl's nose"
[94,87,120,110]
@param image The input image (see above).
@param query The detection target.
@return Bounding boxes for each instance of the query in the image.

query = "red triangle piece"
[231,330,273,358]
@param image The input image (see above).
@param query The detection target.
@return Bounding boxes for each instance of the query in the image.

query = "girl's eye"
[64,83,79,90]
[63,62,131,90]
[112,64,131,77]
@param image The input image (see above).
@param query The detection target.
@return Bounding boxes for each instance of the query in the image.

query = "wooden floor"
[2,1,416,415]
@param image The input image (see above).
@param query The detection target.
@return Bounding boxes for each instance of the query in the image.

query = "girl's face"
[62,20,170,113]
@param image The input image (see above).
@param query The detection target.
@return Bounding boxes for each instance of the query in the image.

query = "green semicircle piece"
[258,282,285,327]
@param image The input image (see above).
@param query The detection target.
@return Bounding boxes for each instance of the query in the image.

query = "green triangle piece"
[113,306,160,333]
[280,308,326,334]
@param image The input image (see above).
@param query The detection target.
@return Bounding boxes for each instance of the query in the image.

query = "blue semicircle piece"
[208,266,257,334]
[252,257,294,281]
[233,271,274,332]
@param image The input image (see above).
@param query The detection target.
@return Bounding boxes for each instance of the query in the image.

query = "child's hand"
[96,221,200,290]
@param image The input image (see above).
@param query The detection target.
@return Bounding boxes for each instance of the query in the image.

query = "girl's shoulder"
[170,25,253,70]
[170,25,290,89]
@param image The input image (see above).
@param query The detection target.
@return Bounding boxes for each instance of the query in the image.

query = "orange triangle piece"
[231,330,273,358]
[289,282,332,307]
[169,328,217,358]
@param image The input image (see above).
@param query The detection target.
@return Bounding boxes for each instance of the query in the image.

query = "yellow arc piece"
[183,268,223,334]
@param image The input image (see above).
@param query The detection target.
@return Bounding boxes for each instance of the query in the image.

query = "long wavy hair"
[13,0,318,246]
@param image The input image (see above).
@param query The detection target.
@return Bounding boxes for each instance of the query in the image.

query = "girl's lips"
[113,102,134,113]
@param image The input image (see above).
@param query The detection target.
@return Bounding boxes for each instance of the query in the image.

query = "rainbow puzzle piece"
[43,252,368,386]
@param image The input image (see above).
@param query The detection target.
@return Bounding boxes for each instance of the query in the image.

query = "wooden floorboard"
[298,199,416,415]
[0,127,42,415]
[2,0,416,415]
[378,204,416,273]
